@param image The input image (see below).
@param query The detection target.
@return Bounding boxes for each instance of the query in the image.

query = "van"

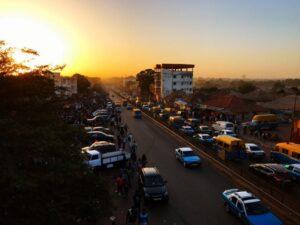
[138,167,169,202]
[271,142,300,164]
[212,121,234,132]
[133,108,142,119]
[214,135,246,161]
[251,114,278,130]
[168,116,184,129]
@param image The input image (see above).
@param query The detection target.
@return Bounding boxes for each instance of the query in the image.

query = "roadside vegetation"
[0,41,112,225]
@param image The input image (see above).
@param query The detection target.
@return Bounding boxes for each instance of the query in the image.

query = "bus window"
[292,152,300,159]
[282,148,289,155]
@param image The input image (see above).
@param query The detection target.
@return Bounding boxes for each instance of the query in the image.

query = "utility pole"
[290,94,298,141]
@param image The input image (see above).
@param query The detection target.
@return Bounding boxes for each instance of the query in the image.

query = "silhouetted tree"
[136,69,155,101]
[237,81,256,94]
[72,73,91,93]
[0,40,65,76]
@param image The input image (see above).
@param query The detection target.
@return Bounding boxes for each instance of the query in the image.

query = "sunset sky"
[0,0,299,78]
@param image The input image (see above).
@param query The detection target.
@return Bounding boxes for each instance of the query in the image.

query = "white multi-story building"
[44,71,77,97]
[154,64,194,100]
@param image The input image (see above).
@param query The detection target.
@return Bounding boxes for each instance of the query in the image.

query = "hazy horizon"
[1,0,300,79]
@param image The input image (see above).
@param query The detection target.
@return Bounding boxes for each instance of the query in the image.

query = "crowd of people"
[107,104,149,225]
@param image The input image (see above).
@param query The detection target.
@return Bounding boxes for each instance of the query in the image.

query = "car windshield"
[245,201,269,215]
[249,146,261,151]
[227,131,234,135]
[183,151,195,157]
[202,135,210,139]
[226,124,233,128]
[201,127,209,131]
[144,175,164,187]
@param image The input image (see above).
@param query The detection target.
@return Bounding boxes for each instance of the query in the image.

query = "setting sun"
[0,14,67,67]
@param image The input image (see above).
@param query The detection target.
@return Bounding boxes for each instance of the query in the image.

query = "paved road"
[119,106,241,225]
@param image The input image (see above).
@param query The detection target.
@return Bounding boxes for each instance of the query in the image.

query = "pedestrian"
[126,206,138,225]
[124,123,128,134]
[139,208,148,225]
[115,175,123,195]
[131,151,137,162]
[141,154,147,167]
[122,136,127,149]
[133,190,141,212]
[120,126,125,137]
[117,135,122,148]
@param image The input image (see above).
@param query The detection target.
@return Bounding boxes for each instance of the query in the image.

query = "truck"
[82,141,130,169]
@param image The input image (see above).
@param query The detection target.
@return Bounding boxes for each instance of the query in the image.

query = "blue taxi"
[175,147,201,167]
[222,189,282,225]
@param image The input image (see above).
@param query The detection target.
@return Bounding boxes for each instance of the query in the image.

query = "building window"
[173,82,176,85]
[173,75,176,79]
[190,82,192,85]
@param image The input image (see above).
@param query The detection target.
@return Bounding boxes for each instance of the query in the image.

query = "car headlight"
[164,191,168,196]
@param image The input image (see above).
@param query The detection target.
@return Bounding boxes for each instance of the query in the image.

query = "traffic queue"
[127,101,300,187]
[80,96,295,225]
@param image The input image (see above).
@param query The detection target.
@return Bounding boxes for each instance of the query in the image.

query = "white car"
[245,143,265,158]
[193,133,214,144]
[219,129,237,137]
[142,105,150,111]
[212,121,234,132]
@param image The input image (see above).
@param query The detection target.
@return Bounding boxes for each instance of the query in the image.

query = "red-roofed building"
[201,94,266,120]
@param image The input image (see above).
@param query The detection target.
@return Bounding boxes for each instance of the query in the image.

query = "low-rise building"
[154,63,194,101]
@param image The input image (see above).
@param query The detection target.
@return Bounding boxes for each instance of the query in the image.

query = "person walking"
[125,206,138,225]
[141,154,147,167]
[133,191,141,213]
[139,208,148,225]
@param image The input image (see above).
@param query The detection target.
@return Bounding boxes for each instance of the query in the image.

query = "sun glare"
[0,14,67,67]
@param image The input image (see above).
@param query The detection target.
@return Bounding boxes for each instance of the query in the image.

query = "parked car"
[86,116,106,125]
[222,189,283,225]
[179,126,195,136]
[197,125,213,135]
[168,116,184,129]
[87,131,114,143]
[142,105,151,111]
[212,121,234,132]
[87,141,116,152]
[184,118,200,128]
[193,133,214,145]
[218,129,237,137]
[249,163,292,186]
[138,167,169,202]
[158,111,170,121]
[245,143,265,159]
[175,147,201,167]
[92,126,114,134]
[284,164,300,183]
